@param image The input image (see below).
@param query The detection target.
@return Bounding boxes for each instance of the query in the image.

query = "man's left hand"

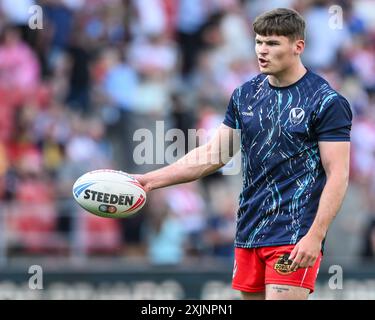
[289,234,322,271]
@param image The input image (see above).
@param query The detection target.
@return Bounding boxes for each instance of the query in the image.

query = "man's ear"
[294,39,305,55]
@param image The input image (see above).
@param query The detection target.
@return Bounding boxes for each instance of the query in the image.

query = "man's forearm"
[307,174,349,241]
[142,143,224,191]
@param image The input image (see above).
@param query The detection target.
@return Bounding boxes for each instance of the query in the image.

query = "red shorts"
[232,245,322,293]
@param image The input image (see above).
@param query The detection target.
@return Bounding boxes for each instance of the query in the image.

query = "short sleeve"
[314,96,353,141]
[223,89,238,129]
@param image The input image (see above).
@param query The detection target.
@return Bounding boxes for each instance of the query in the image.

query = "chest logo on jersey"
[289,107,305,125]
[242,105,254,117]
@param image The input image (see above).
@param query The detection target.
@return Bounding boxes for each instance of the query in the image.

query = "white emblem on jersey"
[242,106,253,117]
[289,107,305,125]
[242,111,254,116]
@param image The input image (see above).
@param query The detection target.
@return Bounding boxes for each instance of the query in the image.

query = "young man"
[134,8,352,300]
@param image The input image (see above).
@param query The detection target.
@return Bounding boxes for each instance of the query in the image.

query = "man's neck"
[268,62,307,87]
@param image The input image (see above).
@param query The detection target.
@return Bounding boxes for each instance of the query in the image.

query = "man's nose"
[258,43,269,55]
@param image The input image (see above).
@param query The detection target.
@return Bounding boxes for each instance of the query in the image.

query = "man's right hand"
[130,174,151,192]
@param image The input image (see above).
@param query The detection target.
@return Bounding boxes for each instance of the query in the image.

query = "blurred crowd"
[0,0,375,265]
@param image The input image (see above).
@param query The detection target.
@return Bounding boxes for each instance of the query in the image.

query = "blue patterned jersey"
[223,70,352,248]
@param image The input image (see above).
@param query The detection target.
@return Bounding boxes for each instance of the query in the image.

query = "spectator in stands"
[145,190,186,265]
[0,25,40,91]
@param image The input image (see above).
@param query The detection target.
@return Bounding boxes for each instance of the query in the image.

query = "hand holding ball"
[72,169,146,218]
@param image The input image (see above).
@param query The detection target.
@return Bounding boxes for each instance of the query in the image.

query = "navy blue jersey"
[223,70,352,248]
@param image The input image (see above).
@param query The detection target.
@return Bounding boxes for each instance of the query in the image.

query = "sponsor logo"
[83,189,134,206]
[242,105,254,117]
[289,107,305,125]
[274,254,294,275]
[242,111,254,117]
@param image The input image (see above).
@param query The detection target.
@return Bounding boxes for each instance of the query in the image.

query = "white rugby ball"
[72,169,146,218]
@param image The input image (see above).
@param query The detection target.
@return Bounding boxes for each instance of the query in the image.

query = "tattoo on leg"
[272,286,290,293]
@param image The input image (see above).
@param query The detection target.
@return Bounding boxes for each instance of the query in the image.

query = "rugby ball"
[72,169,146,218]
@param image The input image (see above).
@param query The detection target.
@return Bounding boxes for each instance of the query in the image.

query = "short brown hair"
[253,8,305,41]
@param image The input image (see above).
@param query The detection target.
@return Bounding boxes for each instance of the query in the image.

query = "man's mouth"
[258,58,269,67]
